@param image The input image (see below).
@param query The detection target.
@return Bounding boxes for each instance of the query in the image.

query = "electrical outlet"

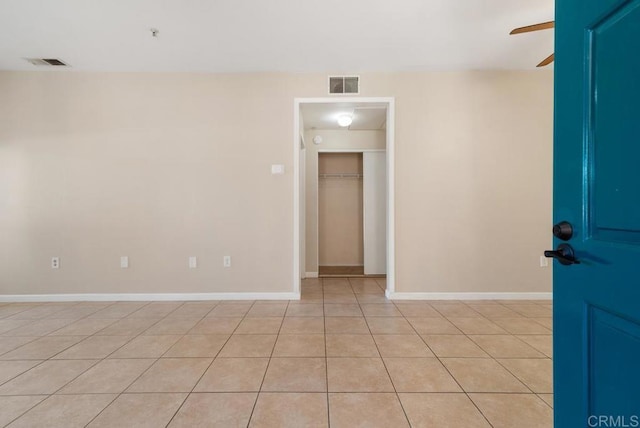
[121,256,129,269]
[540,255,549,267]
[189,256,197,269]
[223,256,231,268]
[51,257,60,269]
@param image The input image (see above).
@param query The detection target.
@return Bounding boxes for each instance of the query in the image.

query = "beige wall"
[318,153,364,266]
[303,130,386,273]
[0,70,553,296]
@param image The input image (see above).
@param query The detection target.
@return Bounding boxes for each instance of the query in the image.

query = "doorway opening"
[293,97,395,296]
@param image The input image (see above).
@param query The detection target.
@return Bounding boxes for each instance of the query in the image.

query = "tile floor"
[0,278,553,427]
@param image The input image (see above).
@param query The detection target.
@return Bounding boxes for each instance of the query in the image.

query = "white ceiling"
[0,0,554,72]
[302,103,387,131]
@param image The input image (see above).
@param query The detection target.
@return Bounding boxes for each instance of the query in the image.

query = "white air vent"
[25,58,69,67]
[329,76,359,94]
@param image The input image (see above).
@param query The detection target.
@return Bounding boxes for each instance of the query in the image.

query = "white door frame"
[293,97,395,298]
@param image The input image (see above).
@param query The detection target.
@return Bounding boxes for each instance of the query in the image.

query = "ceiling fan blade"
[537,53,555,67]
[510,21,555,35]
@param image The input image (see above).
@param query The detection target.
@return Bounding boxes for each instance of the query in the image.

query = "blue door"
[553,0,640,426]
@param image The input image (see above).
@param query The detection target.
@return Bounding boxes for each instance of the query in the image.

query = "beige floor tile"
[48,319,116,336]
[126,357,212,392]
[219,335,276,357]
[431,304,482,317]
[273,334,325,357]
[250,392,328,428]
[469,393,553,428]
[0,396,46,427]
[355,294,390,304]
[509,305,552,317]
[3,319,75,337]
[384,358,461,392]
[59,358,155,394]
[326,334,379,357]
[421,335,489,357]
[350,283,384,295]
[517,335,553,357]
[126,302,182,318]
[5,305,68,320]
[374,334,434,357]
[0,337,38,356]
[498,358,553,393]
[87,393,187,428]
[299,293,324,303]
[467,304,521,318]
[0,359,96,395]
[470,335,545,358]
[166,302,218,318]
[538,393,553,408]
[327,358,393,392]
[447,317,507,334]
[329,393,409,428]
[169,392,256,427]
[262,358,327,392]
[207,304,252,317]
[442,358,529,392]
[246,304,288,317]
[189,317,242,334]
[532,318,553,330]
[94,318,160,336]
[399,393,491,427]
[0,360,41,384]
[395,303,442,317]
[407,317,463,334]
[53,336,132,359]
[8,394,116,428]
[323,283,353,294]
[360,304,402,317]
[492,318,551,334]
[195,358,269,392]
[235,317,283,334]
[142,317,200,335]
[324,304,362,317]
[323,294,358,304]
[280,317,324,334]
[325,317,370,334]
[163,335,229,357]
[108,335,181,358]
[285,303,324,317]
[366,317,414,334]
[87,302,147,319]
[0,336,85,360]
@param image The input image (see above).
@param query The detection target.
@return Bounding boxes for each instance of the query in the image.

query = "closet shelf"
[319,173,362,179]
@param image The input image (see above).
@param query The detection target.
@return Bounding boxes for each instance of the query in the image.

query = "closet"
[318,152,386,276]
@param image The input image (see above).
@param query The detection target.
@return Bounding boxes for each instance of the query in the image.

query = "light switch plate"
[121,256,129,269]
[189,256,197,268]
[271,164,285,175]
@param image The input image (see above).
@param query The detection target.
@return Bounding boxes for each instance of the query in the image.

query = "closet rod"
[318,173,362,179]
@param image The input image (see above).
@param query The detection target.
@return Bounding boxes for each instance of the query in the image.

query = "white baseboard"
[0,292,301,303]
[386,292,552,301]
[304,272,319,278]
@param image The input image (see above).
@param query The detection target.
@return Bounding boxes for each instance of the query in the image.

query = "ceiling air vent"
[25,58,69,67]
[329,76,359,95]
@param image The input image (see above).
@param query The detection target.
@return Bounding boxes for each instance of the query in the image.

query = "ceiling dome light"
[337,114,353,127]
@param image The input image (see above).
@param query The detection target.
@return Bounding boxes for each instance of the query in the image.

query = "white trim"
[0,292,301,303]
[294,97,396,297]
[386,292,553,301]
[305,272,319,278]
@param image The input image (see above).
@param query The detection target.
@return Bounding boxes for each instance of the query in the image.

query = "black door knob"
[553,221,573,241]
[544,243,580,265]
